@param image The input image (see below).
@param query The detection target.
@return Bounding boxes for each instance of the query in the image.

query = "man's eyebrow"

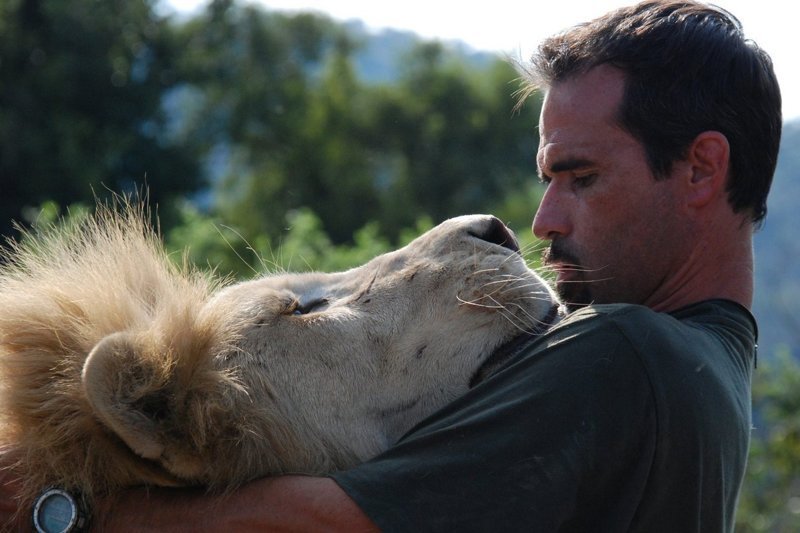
[538,157,595,177]
[549,158,594,173]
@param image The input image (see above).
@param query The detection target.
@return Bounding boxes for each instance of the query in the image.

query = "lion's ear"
[82,332,168,461]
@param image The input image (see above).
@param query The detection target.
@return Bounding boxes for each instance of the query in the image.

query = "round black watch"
[31,488,90,533]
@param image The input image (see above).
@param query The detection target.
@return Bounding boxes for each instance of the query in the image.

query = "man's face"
[534,65,691,310]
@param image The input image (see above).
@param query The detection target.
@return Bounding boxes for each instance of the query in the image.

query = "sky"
[166,0,800,121]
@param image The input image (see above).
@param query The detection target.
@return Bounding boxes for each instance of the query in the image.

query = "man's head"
[524,0,782,226]
[524,0,781,310]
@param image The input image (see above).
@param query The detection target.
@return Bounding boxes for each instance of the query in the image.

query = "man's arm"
[2,453,377,533]
[96,475,378,532]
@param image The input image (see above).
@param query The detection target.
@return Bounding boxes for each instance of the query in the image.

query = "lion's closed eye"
[292,298,329,315]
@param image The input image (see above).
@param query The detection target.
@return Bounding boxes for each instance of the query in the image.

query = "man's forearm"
[96,475,378,532]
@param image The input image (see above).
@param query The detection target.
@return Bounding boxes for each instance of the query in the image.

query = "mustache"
[542,239,582,269]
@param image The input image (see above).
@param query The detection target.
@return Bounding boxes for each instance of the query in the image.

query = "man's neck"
[646,216,754,313]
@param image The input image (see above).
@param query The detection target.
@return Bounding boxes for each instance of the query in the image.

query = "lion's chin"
[468,304,563,388]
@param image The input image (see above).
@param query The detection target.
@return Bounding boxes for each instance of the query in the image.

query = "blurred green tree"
[167,2,541,246]
[0,0,200,236]
[168,1,353,241]
[363,43,541,240]
[736,347,800,532]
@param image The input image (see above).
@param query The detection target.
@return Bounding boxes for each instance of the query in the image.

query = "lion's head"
[0,206,560,507]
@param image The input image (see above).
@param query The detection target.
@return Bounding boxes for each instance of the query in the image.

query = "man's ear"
[82,332,169,461]
[685,131,730,209]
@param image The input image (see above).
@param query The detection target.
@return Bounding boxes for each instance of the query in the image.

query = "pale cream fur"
[0,204,559,510]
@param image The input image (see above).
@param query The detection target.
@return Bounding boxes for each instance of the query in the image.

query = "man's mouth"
[554,265,580,286]
[542,241,582,281]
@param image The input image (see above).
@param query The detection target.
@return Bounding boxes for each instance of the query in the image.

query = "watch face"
[33,489,77,533]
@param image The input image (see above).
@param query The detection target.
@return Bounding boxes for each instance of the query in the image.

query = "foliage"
[168,1,361,242]
[165,200,434,277]
[736,347,800,532]
[361,43,541,240]
[164,200,264,279]
[0,0,200,237]
[0,0,540,248]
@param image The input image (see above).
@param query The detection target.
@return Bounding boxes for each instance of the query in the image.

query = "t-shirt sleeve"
[331,320,657,532]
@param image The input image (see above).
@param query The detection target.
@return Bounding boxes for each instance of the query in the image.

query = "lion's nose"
[469,217,520,253]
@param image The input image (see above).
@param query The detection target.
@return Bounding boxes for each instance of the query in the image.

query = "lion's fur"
[0,206,246,505]
[0,204,560,511]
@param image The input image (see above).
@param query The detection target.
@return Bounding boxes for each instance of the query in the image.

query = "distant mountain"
[343,20,497,84]
[753,119,800,359]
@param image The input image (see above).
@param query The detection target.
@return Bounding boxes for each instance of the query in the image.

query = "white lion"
[0,204,560,509]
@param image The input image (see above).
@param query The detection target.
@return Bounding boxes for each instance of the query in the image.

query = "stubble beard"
[543,239,594,312]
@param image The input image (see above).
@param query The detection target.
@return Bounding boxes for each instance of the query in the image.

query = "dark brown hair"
[522,0,782,225]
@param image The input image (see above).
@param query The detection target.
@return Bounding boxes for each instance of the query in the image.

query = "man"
[1,1,782,531]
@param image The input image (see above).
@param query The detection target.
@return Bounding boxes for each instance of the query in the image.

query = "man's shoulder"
[557,302,666,326]
[528,300,754,383]
[532,300,755,394]
[548,299,753,346]
[546,302,666,344]
[486,299,755,404]
[504,303,659,388]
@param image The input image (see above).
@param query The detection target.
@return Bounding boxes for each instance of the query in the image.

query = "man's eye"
[573,174,597,189]
[292,298,329,315]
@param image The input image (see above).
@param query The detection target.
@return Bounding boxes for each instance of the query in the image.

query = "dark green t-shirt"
[331,300,756,532]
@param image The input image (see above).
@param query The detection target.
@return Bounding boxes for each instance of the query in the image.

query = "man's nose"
[532,185,571,241]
